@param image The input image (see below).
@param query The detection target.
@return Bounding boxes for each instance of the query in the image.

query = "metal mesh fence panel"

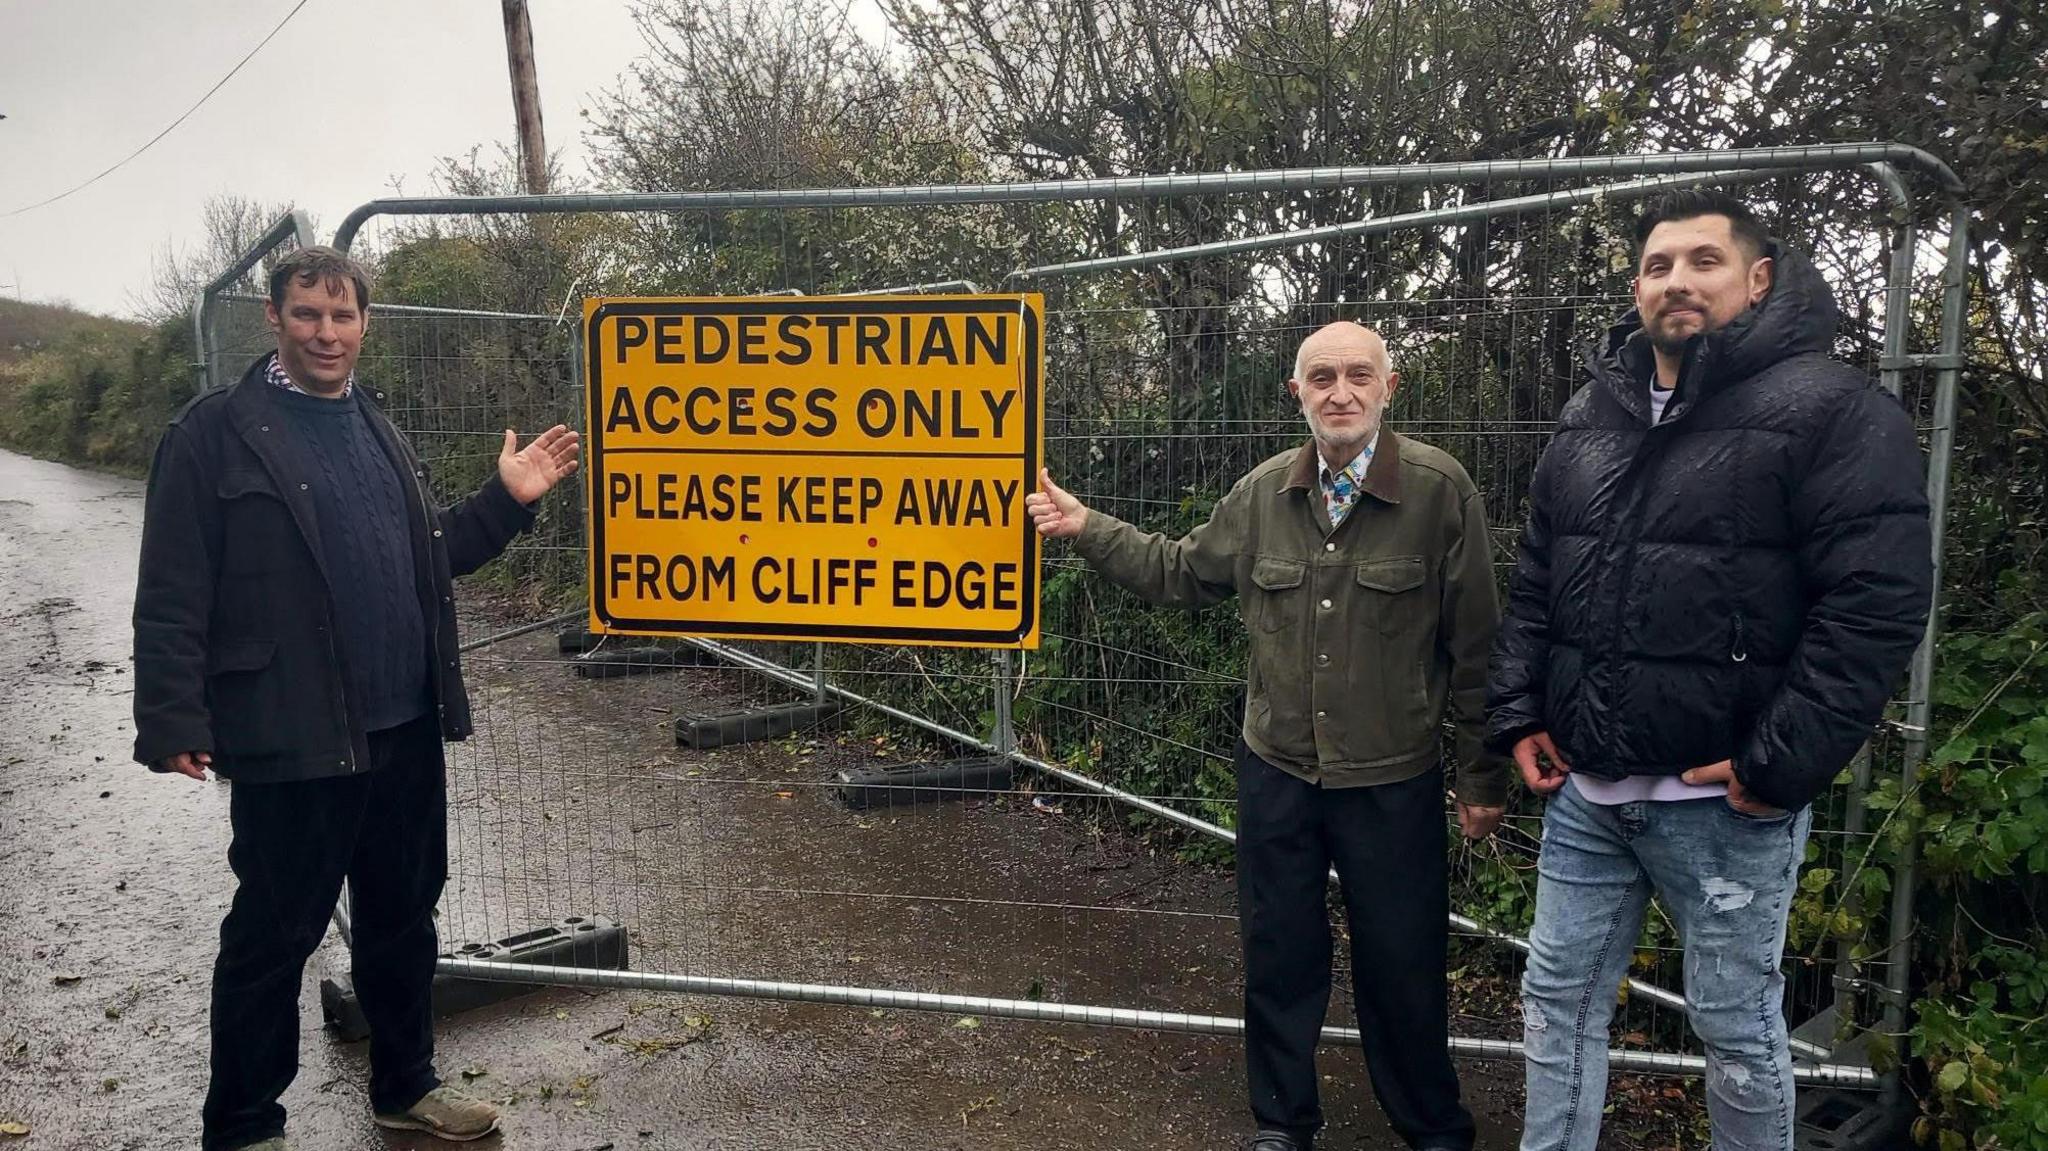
[194,210,317,392]
[1012,169,1934,1071]
[203,294,287,392]
[204,150,1963,1084]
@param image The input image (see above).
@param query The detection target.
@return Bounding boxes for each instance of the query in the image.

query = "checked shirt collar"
[264,350,354,399]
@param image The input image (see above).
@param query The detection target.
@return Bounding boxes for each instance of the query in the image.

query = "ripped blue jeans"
[1519,780,1812,1151]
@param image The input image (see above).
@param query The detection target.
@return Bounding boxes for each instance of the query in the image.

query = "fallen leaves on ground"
[961,1094,998,1128]
[1047,1036,1097,1061]
[600,1008,714,1057]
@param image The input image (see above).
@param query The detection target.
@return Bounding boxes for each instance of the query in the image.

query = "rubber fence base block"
[1794,1089,1913,1151]
[557,630,607,654]
[836,756,1014,809]
[571,644,724,678]
[675,699,844,748]
[321,915,628,1042]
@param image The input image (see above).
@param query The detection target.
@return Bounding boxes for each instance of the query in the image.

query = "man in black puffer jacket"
[1487,190,1931,1151]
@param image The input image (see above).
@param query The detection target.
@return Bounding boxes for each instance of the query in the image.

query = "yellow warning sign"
[584,296,1043,648]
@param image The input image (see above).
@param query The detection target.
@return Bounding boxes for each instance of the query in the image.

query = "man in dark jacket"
[1029,321,1509,1151]
[132,247,580,1151]
[1487,190,1932,1151]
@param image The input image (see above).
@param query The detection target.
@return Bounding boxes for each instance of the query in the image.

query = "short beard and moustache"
[1308,393,1388,457]
[1645,309,1702,357]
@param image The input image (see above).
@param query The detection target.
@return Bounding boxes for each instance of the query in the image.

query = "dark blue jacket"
[1486,243,1933,811]
[131,356,534,782]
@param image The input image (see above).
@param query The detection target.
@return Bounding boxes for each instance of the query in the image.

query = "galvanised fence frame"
[195,144,1969,1095]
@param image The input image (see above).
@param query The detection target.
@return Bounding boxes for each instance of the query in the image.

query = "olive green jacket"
[1072,430,1511,806]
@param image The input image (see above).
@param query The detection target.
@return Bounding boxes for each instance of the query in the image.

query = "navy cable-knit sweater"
[270,387,433,733]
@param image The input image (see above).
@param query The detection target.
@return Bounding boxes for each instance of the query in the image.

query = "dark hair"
[1633,189,1769,262]
[267,246,372,312]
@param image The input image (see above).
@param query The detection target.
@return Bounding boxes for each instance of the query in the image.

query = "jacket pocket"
[205,638,292,755]
[216,469,300,576]
[216,468,279,501]
[1351,554,1434,743]
[1355,554,1430,640]
[1354,554,1425,594]
[1248,556,1306,634]
[206,637,276,674]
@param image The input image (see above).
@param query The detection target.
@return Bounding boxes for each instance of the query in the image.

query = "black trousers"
[202,715,446,1151]
[1236,742,1475,1150]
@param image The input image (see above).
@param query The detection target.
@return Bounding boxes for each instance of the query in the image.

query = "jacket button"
[1316,710,1327,719]
[442,595,451,604]
[446,660,457,668]
[259,425,270,432]
[1319,598,1332,609]
[1317,654,1329,665]
[1325,542,1335,552]
[298,483,309,491]
[432,530,444,538]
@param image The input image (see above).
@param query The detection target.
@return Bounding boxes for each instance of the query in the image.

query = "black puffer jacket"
[1486,243,1932,811]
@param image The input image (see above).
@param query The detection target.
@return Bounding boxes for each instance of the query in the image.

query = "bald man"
[1028,322,1508,1151]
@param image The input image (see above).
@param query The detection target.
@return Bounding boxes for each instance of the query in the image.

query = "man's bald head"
[1287,321,1399,465]
[1293,321,1392,384]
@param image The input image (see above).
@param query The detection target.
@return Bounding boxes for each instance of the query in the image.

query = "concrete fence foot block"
[674,700,844,748]
[321,915,629,1043]
[835,756,1014,809]
[1794,1088,1913,1151]
[572,644,724,678]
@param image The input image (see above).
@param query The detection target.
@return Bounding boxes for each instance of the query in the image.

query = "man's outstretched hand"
[1024,468,1089,538]
[497,425,582,504]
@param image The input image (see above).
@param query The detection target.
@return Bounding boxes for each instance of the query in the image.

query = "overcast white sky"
[0,0,888,319]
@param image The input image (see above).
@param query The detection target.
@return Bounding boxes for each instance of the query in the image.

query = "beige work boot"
[372,1084,500,1141]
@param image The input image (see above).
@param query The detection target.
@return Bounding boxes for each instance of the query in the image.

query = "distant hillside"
[0,300,186,475]
[0,298,147,366]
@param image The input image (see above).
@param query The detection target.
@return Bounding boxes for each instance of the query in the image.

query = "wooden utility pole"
[501,0,548,194]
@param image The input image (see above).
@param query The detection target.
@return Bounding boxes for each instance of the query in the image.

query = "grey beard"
[1310,413,1381,457]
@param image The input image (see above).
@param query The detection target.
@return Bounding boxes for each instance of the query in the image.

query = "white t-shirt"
[1572,381,1727,806]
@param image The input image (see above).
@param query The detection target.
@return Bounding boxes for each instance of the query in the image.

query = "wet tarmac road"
[0,447,1553,1150]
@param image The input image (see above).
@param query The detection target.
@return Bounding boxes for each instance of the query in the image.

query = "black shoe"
[1248,1132,1310,1151]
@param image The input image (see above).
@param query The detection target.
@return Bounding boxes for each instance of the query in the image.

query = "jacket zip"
[1594,341,1715,654]
[401,440,449,716]
[324,625,355,771]
[1731,612,1748,663]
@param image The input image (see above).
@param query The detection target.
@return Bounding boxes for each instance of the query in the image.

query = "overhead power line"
[2,0,315,219]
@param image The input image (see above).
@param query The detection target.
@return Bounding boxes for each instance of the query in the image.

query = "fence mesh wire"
[202,157,1952,1075]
